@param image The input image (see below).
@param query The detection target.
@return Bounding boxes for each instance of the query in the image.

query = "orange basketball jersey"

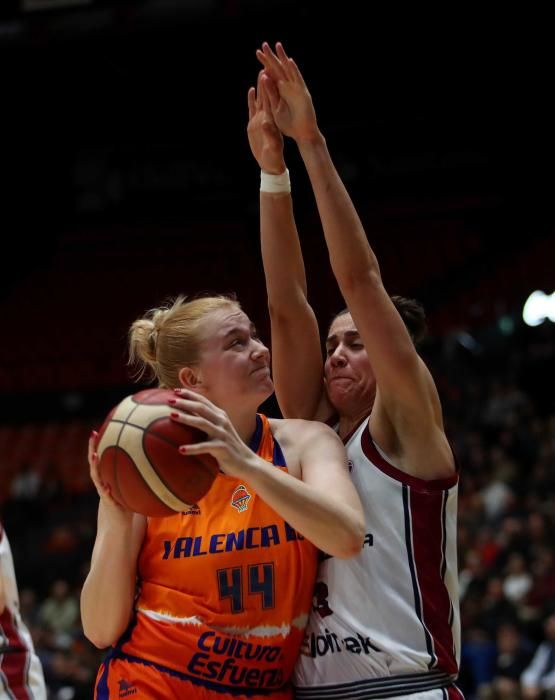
[95,414,317,698]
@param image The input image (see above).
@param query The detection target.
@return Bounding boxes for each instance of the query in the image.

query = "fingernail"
[173,388,183,394]
[90,430,98,438]
[170,412,180,419]
[168,398,176,405]
[179,445,187,454]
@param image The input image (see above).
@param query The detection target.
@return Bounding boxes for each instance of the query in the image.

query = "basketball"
[95,388,219,516]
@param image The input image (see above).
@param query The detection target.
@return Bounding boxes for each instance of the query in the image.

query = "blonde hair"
[128,294,240,387]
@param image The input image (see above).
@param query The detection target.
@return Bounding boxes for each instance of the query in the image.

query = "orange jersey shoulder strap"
[249,414,286,467]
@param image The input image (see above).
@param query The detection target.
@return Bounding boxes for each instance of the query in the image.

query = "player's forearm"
[260,191,308,314]
[243,457,363,558]
[80,528,137,648]
[260,190,325,419]
[296,133,381,290]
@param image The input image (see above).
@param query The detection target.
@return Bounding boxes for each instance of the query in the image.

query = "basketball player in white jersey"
[0,522,47,700]
[248,43,463,699]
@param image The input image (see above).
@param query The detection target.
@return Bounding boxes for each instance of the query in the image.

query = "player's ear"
[178,366,203,390]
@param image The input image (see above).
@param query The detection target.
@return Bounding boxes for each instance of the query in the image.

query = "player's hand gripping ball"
[95,388,219,516]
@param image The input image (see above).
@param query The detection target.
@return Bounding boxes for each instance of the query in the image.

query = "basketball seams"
[124,425,192,513]
[96,390,218,516]
[111,406,135,512]
[111,448,142,513]
[111,397,195,512]
[100,445,175,517]
[139,430,197,512]
[109,417,207,452]
[99,395,193,514]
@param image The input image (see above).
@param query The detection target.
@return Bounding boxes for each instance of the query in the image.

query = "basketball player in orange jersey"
[81,295,365,699]
[1,521,47,699]
[250,43,463,699]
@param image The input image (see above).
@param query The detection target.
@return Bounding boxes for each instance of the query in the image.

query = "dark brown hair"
[333,295,427,345]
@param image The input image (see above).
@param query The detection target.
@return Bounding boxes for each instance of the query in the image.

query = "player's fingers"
[256,48,270,70]
[256,70,264,108]
[174,387,214,408]
[88,430,98,465]
[89,453,113,500]
[288,58,305,86]
[275,42,289,61]
[275,43,296,81]
[262,74,280,112]
[91,468,121,506]
[247,86,256,119]
[179,440,222,457]
[258,43,286,81]
[260,77,272,114]
[89,451,101,483]
[172,389,229,422]
[264,41,281,63]
[170,410,221,438]
[169,397,224,426]
[100,483,123,508]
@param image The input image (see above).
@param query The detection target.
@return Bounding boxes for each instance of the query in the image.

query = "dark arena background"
[1,2,554,698]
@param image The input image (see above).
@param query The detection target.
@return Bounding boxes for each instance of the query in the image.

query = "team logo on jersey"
[183,504,201,515]
[118,679,137,697]
[231,484,251,512]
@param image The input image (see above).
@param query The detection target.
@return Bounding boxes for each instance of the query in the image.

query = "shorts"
[94,655,293,700]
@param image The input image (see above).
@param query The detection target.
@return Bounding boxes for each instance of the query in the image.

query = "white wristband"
[260,169,291,193]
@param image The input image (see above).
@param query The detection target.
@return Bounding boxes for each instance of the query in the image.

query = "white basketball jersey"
[294,419,461,699]
[0,523,47,700]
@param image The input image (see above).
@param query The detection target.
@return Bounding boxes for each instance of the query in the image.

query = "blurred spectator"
[527,513,555,560]
[482,380,529,430]
[480,577,519,639]
[477,526,503,569]
[39,579,80,649]
[523,548,555,623]
[460,548,488,600]
[521,614,555,699]
[19,585,41,627]
[461,628,497,698]
[479,623,534,700]
[42,644,97,700]
[10,463,42,500]
[503,552,533,605]
[480,468,515,522]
